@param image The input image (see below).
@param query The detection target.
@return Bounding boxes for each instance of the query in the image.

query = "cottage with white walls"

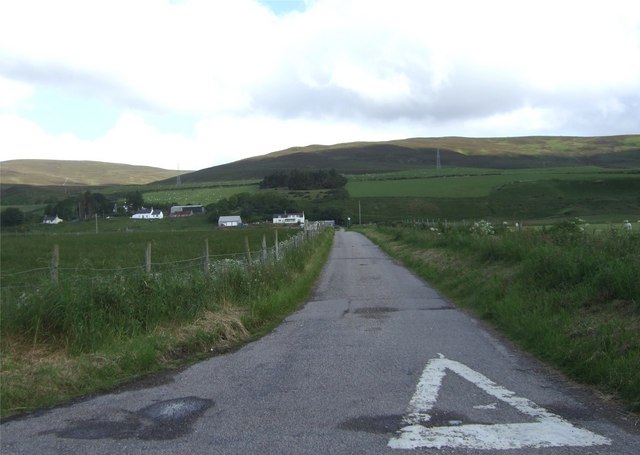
[218,215,242,227]
[131,208,164,220]
[273,212,305,225]
[42,215,63,224]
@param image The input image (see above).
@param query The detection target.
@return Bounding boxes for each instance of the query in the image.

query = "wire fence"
[1,228,325,294]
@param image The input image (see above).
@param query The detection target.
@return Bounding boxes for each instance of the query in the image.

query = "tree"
[78,191,96,220]
[47,198,76,220]
[207,191,301,223]
[260,169,348,190]
[1,207,25,227]
[125,191,144,211]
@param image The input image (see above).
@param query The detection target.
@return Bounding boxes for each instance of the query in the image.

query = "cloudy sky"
[1,0,639,171]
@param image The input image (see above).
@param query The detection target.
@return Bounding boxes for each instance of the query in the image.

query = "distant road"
[2,230,638,454]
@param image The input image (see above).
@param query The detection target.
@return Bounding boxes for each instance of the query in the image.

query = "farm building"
[170,205,206,217]
[131,208,164,220]
[42,215,63,225]
[273,212,305,225]
[218,215,242,227]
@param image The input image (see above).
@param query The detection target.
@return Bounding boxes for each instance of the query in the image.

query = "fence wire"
[1,229,323,294]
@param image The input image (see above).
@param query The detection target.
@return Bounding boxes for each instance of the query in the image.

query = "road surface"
[2,230,639,454]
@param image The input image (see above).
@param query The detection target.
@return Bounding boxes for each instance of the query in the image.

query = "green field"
[1,226,333,417]
[0,225,299,288]
[142,183,259,206]
[340,167,640,224]
[347,167,640,198]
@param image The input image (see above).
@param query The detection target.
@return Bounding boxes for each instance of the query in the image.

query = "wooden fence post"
[203,238,210,273]
[50,244,59,285]
[145,241,152,273]
[261,235,267,263]
[244,236,252,266]
[274,229,279,261]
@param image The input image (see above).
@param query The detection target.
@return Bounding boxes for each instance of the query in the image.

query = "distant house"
[218,215,242,227]
[131,208,164,220]
[42,215,63,225]
[273,212,305,225]
[170,205,206,217]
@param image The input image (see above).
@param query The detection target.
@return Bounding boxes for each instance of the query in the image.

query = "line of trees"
[260,169,347,190]
[43,190,145,220]
[207,192,300,224]
[206,188,350,225]
[1,189,152,230]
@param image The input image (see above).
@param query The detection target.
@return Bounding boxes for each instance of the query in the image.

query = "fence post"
[203,238,210,273]
[145,241,152,273]
[261,235,267,263]
[244,236,252,266]
[50,244,59,285]
[274,229,279,261]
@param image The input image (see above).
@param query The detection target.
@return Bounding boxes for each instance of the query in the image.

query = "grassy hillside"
[0,160,189,186]
[342,167,640,223]
[174,135,640,183]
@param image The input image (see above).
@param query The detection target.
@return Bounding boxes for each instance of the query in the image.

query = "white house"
[131,208,164,220]
[42,215,63,224]
[218,215,242,227]
[273,212,305,225]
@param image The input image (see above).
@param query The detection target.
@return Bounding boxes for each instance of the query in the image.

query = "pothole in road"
[47,396,213,441]
[339,414,404,434]
[352,307,399,319]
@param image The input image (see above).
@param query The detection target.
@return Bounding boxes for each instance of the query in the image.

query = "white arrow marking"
[389,355,611,450]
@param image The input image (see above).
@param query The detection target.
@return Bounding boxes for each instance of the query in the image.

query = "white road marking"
[473,403,497,410]
[388,355,611,450]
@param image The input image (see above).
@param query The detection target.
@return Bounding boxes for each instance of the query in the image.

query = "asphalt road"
[2,230,639,454]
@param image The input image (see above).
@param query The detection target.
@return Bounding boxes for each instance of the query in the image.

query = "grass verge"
[0,229,334,419]
[355,223,639,415]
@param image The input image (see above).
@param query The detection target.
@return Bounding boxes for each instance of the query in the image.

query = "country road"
[2,230,638,454]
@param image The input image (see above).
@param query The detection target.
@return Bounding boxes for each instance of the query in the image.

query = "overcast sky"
[1,0,639,171]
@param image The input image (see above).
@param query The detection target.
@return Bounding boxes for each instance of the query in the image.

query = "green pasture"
[342,166,640,223]
[142,184,258,206]
[0,226,298,288]
[5,212,213,235]
[347,167,639,198]
[1,227,333,417]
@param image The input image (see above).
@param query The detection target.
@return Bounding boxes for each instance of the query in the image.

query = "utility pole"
[358,200,361,224]
[436,148,441,171]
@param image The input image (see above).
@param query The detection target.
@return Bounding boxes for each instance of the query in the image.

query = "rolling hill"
[2,136,639,188]
[172,135,640,183]
[0,160,188,186]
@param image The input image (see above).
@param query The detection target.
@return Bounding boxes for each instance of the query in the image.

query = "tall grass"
[360,222,640,413]
[1,228,334,417]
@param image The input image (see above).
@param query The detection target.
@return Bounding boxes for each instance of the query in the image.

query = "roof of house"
[218,215,242,223]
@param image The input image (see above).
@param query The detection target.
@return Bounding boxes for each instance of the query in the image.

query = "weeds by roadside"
[0,229,334,418]
[357,222,639,414]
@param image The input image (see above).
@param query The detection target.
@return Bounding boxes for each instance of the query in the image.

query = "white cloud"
[0,113,207,170]
[1,0,639,169]
[0,76,33,108]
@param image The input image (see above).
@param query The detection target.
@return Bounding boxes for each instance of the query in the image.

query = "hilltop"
[2,136,638,187]
[175,135,640,183]
[0,160,188,186]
